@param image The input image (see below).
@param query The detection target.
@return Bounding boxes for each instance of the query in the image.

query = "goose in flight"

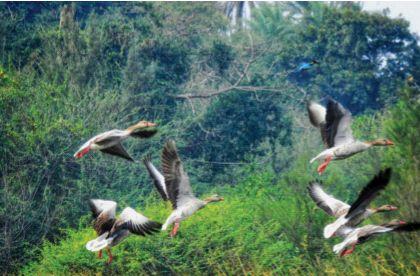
[333,220,420,256]
[74,120,157,161]
[307,99,393,174]
[308,168,397,239]
[143,140,224,237]
[85,199,161,263]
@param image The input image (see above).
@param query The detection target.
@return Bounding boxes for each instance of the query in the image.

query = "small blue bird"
[293,59,319,73]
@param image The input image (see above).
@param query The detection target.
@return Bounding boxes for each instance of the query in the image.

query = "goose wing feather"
[100,143,134,161]
[114,207,161,236]
[307,101,329,147]
[89,199,117,235]
[143,154,169,201]
[161,140,194,209]
[345,168,392,219]
[325,99,355,147]
[308,182,350,217]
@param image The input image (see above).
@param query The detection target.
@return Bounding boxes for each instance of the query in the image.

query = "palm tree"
[216,1,255,28]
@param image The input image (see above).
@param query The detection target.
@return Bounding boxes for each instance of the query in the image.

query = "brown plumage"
[86,200,161,263]
[161,140,189,209]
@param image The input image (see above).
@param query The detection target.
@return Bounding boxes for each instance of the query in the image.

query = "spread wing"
[130,128,158,138]
[100,143,134,161]
[88,199,117,235]
[161,140,194,209]
[143,154,169,201]
[307,101,329,147]
[113,207,161,236]
[308,182,350,217]
[325,98,355,147]
[359,222,420,244]
[346,168,392,219]
[390,222,420,232]
[356,225,394,244]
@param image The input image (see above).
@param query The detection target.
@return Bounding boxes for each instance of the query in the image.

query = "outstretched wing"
[130,128,158,138]
[114,207,161,236]
[356,224,394,244]
[346,168,392,219]
[307,101,329,147]
[161,140,194,209]
[100,143,134,161]
[143,154,169,201]
[358,222,420,244]
[391,222,420,232]
[308,182,350,217]
[88,199,117,235]
[325,98,355,147]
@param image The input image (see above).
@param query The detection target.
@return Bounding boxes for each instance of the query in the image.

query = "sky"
[362,1,420,34]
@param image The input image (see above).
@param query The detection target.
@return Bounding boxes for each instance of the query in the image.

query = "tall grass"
[22,94,420,275]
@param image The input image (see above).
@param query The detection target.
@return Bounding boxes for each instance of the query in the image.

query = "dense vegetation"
[1,2,419,274]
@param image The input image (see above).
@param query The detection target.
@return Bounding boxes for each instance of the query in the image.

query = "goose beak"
[386,140,394,145]
[390,206,398,211]
[220,197,224,201]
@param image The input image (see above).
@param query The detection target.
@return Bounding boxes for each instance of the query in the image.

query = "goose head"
[375,204,398,213]
[204,194,224,204]
[369,139,394,146]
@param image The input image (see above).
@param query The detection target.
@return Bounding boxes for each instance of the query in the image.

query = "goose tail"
[86,233,113,252]
[333,241,347,255]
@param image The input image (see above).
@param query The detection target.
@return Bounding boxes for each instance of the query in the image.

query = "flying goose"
[74,120,157,161]
[308,168,397,239]
[333,220,420,256]
[307,99,393,174]
[85,199,161,263]
[142,140,224,237]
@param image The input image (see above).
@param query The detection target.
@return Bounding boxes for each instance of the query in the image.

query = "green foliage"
[1,2,420,274]
[21,90,420,274]
[252,3,418,112]
[185,92,291,179]
[23,133,420,274]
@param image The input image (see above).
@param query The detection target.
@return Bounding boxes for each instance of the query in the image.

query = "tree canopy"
[1,2,419,274]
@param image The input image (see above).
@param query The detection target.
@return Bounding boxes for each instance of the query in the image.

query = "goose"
[307,98,394,174]
[142,140,224,237]
[74,120,157,161]
[308,168,397,239]
[85,199,161,263]
[333,220,420,256]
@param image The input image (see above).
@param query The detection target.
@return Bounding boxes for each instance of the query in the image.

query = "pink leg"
[106,247,113,264]
[340,245,356,257]
[98,250,102,259]
[170,221,180,237]
[317,156,332,175]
